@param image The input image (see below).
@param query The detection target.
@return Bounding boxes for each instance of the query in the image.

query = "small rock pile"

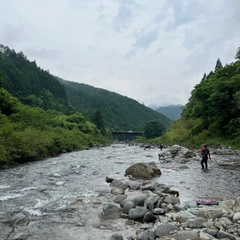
[102,162,240,240]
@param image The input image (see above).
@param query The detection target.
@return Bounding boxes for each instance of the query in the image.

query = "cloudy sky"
[0,0,239,107]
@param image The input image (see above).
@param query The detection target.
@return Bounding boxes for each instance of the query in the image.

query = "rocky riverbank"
[101,145,240,240]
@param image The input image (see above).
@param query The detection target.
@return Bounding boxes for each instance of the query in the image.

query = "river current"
[0,143,239,240]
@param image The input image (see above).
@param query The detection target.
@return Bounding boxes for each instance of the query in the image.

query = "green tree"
[215,58,223,72]
[0,72,3,88]
[144,120,166,139]
[235,46,240,60]
[91,109,106,135]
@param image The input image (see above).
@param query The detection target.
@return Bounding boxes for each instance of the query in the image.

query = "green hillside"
[56,77,171,131]
[155,105,184,120]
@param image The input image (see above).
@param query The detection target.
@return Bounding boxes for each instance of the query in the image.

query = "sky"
[0,0,239,107]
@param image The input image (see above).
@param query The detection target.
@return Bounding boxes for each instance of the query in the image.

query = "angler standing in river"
[200,144,211,169]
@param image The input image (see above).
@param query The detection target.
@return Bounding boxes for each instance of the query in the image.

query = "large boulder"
[125,162,161,179]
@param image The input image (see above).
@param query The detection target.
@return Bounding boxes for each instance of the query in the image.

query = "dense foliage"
[143,120,166,139]
[56,77,171,131]
[0,82,110,169]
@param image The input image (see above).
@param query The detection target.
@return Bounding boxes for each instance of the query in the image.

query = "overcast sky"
[0,0,239,107]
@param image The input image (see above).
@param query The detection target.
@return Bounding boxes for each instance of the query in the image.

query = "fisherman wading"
[200,144,211,169]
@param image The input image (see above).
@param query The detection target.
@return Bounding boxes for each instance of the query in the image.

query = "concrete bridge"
[111,131,143,141]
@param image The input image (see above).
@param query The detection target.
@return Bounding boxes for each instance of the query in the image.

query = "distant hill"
[0,44,171,131]
[154,105,184,120]
[56,77,172,131]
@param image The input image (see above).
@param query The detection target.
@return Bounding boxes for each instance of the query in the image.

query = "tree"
[0,72,3,88]
[215,58,223,72]
[91,109,106,135]
[235,47,240,61]
[144,120,166,139]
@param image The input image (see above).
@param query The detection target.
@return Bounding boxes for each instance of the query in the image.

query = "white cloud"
[0,0,239,106]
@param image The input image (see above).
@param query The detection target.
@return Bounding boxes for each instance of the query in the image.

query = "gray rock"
[217,230,240,240]
[185,217,206,228]
[120,193,149,208]
[101,203,124,219]
[113,194,127,203]
[151,208,165,215]
[111,187,124,195]
[128,206,149,220]
[142,212,157,223]
[171,210,197,223]
[137,229,155,240]
[110,179,129,190]
[233,197,240,212]
[233,212,240,222]
[172,230,199,240]
[123,201,135,214]
[155,223,179,237]
[125,162,161,179]
[110,233,123,240]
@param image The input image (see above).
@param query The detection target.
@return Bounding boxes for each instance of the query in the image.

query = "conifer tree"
[215,58,223,72]
[235,46,240,60]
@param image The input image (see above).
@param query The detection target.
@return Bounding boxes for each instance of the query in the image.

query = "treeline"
[0,75,110,169]
[146,46,240,148]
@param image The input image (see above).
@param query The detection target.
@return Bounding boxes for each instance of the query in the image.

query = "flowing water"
[0,143,239,240]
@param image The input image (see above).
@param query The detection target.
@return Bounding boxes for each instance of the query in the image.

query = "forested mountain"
[56,77,171,131]
[0,44,171,131]
[154,105,183,120]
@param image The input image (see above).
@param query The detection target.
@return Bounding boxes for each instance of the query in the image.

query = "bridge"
[111,131,143,141]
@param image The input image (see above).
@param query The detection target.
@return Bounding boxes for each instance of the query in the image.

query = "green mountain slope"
[155,105,184,120]
[56,77,172,131]
[0,45,71,114]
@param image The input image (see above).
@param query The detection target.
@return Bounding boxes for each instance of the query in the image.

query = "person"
[159,144,163,151]
[200,144,211,169]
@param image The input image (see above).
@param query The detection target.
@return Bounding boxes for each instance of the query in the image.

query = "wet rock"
[142,212,157,223]
[128,206,148,221]
[125,162,161,179]
[120,193,149,208]
[110,179,129,190]
[113,194,127,204]
[101,203,124,219]
[123,201,135,214]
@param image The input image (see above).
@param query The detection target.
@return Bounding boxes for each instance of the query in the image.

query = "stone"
[125,162,161,179]
[110,233,123,240]
[101,203,124,219]
[172,230,199,240]
[111,187,124,195]
[233,212,240,223]
[142,212,157,223]
[128,206,149,221]
[155,223,179,237]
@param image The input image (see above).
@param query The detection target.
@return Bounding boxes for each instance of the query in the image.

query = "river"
[0,143,239,240]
